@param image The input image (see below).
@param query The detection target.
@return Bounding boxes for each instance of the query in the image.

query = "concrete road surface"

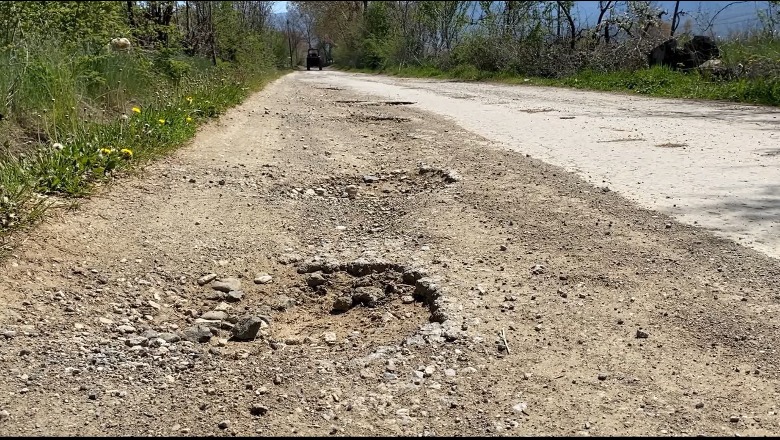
[301,71,780,259]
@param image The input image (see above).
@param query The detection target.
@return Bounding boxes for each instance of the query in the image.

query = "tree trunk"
[670,0,681,36]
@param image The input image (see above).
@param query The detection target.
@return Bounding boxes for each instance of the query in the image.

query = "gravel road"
[0,72,779,436]
[302,71,780,259]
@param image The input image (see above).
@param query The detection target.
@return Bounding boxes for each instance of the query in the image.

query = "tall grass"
[0,36,281,240]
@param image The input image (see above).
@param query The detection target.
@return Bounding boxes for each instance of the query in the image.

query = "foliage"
[0,1,287,240]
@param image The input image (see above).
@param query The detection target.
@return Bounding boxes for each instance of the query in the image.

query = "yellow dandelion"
[186,116,192,123]
[158,118,166,125]
[186,96,193,104]
[132,107,141,114]
[100,148,113,155]
[120,148,133,159]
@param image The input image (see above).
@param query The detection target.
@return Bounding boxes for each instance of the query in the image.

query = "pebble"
[363,175,379,183]
[231,316,265,341]
[182,325,212,343]
[401,295,415,304]
[125,336,147,347]
[695,402,704,409]
[273,295,296,311]
[597,373,608,381]
[730,416,740,423]
[158,332,180,344]
[323,332,338,345]
[116,325,136,334]
[444,369,456,377]
[197,273,217,286]
[218,420,231,430]
[254,274,273,284]
[512,402,528,414]
[98,318,114,325]
[345,185,359,199]
[202,311,229,321]
[304,189,316,196]
[250,404,269,416]
[212,277,241,293]
[306,273,326,287]
[423,366,436,377]
[636,329,649,339]
[0,410,9,420]
[314,188,326,196]
[226,291,244,302]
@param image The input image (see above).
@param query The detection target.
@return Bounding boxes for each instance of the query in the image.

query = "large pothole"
[268,258,464,347]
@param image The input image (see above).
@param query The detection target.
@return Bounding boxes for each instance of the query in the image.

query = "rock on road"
[0,71,779,436]
[302,71,780,260]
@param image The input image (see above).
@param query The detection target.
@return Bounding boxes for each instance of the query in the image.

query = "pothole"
[268,164,460,202]
[597,138,646,143]
[267,258,464,346]
[656,142,688,148]
[334,100,415,106]
[519,108,554,113]
[355,115,411,123]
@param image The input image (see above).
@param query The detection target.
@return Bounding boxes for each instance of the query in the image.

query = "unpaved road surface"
[303,71,780,260]
[1,72,780,436]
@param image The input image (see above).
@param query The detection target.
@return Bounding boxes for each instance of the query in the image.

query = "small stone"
[345,185,359,199]
[314,187,326,196]
[323,332,338,345]
[695,402,704,409]
[116,325,136,334]
[125,336,146,347]
[254,274,273,284]
[0,410,9,421]
[332,295,353,312]
[202,311,228,321]
[423,366,436,377]
[218,179,226,186]
[197,273,217,286]
[226,291,244,302]
[636,329,649,339]
[250,404,269,416]
[98,318,114,325]
[444,369,456,377]
[272,295,296,311]
[182,325,212,343]
[147,300,161,310]
[218,420,231,430]
[499,245,507,251]
[363,175,379,183]
[512,402,528,414]
[304,188,316,196]
[278,253,302,265]
[597,373,608,381]
[401,295,415,304]
[212,277,241,293]
[158,332,180,344]
[306,272,326,287]
[729,416,740,423]
[231,316,265,341]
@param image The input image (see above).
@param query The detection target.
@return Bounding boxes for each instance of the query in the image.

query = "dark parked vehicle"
[306,48,322,71]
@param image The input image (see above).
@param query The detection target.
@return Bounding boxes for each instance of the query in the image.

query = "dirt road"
[1,72,779,436]
[302,71,780,260]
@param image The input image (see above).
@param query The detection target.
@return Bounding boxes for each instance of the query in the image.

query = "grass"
[0,38,283,242]
[343,63,780,107]
[339,36,780,107]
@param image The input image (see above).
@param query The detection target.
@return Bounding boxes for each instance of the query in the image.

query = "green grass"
[340,60,780,107]
[0,38,283,241]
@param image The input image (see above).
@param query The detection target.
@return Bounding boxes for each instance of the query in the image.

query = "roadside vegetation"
[291,1,780,106]
[0,1,288,242]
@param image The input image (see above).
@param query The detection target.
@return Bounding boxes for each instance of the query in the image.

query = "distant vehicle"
[306,48,322,71]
